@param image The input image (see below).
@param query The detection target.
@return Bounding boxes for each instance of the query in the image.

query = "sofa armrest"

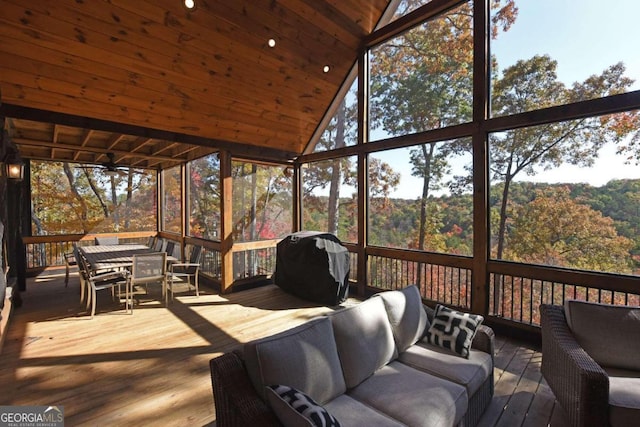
[209,351,282,427]
[540,304,609,427]
[471,324,494,357]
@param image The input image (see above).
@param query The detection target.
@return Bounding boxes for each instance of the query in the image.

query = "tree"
[509,187,633,273]
[30,161,156,235]
[491,57,637,259]
[189,154,221,239]
[370,0,517,251]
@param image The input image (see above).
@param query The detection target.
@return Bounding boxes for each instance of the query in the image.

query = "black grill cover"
[274,231,349,306]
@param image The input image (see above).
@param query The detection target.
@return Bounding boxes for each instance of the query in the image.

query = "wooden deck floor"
[0,272,570,426]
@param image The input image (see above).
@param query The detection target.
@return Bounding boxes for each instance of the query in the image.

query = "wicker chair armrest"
[540,304,609,427]
[210,351,281,427]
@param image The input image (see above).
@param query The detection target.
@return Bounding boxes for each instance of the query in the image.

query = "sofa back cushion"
[243,317,347,405]
[565,299,640,371]
[375,285,430,352]
[328,296,398,388]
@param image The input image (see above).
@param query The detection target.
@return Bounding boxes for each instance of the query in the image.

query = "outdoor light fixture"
[2,139,24,181]
[5,161,24,180]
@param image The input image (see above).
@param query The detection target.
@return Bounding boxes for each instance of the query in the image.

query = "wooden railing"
[366,246,473,310]
[366,249,640,329]
[488,261,640,327]
[23,233,640,331]
[23,232,154,271]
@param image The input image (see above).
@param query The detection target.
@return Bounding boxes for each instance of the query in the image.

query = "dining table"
[79,244,177,272]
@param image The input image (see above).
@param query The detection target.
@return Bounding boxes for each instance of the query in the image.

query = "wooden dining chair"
[128,252,168,312]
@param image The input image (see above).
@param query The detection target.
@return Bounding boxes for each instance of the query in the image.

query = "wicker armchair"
[540,304,609,426]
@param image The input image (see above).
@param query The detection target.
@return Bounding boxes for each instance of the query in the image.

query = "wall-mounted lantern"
[5,160,24,181]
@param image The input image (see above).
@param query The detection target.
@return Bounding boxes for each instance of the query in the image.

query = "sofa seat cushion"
[399,341,493,396]
[604,367,640,427]
[328,296,398,388]
[348,361,468,427]
[375,285,430,352]
[243,317,346,404]
[564,299,640,371]
[324,394,406,427]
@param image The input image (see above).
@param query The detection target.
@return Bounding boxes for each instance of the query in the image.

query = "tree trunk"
[328,101,347,235]
[110,176,119,231]
[63,163,90,233]
[124,170,134,229]
[496,167,513,260]
[417,143,435,250]
[83,168,109,217]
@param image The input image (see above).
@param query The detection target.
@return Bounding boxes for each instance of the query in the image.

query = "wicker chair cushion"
[604,367,640,427]
[375,285,430,352]
[565,299,640,370]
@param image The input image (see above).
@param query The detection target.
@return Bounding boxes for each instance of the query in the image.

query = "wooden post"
[219,151,234,293]
[471,0,490,316]
[356,50,369,297]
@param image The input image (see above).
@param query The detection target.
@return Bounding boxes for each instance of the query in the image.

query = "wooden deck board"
[0,272,569,426]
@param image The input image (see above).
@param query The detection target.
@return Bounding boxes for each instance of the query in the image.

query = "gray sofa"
[210,285,495,426]
[541,300,640,427]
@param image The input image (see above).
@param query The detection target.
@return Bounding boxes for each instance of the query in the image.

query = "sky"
[375,0,640,199]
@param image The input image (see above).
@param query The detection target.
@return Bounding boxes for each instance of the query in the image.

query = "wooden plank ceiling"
[0,0,391,168]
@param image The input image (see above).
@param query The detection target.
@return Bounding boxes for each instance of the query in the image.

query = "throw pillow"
[425,304,484,358]
[266,384,341,427]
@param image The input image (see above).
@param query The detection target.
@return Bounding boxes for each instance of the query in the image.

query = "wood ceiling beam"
[13,137,183,163]
[0,104,298,161]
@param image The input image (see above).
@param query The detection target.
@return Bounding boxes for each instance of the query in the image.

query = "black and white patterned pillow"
[425,304,484,358]
[266,385,341,427]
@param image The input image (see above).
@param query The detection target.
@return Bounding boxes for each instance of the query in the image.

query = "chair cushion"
[348,361,468,427]
[399,341,493,395]
[375,285,430,352]
[565,299,640,370]
[265,385,341,427]
[327,296,398,388]
[425,304,484,358]
[243,317,346,404]
[604,368,640,427]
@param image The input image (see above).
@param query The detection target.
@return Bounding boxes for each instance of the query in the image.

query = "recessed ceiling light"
[268,38,276,48]
[184,0,196,10]
[323,65,330,73]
